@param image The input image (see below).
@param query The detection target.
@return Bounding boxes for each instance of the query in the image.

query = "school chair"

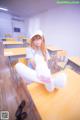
[18,58,27,65]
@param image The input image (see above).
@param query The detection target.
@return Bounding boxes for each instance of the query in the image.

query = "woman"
[15,30,67,92]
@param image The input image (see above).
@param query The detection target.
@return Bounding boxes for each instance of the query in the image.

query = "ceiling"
[0,0,58,18]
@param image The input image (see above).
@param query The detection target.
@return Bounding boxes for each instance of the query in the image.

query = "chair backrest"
[18,58,27,65]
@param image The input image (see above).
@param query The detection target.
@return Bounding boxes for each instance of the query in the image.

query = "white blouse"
[26,47,50,60]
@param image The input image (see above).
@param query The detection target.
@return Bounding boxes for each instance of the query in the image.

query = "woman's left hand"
[38,75,51,84]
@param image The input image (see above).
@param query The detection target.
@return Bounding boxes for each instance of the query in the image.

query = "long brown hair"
[31,35,47,60]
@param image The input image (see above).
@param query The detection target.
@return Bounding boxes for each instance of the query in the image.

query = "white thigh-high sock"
[45,71,67,92]
[45,79,55,92]
[15,62,43,83]
[53,71,67,88]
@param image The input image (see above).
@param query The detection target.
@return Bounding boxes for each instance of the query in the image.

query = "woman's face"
[33,38,42,47]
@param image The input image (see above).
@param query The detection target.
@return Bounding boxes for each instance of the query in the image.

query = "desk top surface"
[27,68,80,120]
[4,47,26,56]
[3,41,23,45]
[47,45,62,51]
[69,56,80,66]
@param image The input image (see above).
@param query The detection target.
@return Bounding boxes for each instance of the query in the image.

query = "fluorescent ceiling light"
[0,7,8,11]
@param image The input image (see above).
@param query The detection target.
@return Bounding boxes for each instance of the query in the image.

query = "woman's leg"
[15,63,67,92]
[15,62,42,84]
[45,71,67,92]
[53,71,67,88]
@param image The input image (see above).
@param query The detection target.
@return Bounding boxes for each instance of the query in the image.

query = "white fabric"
[26,47,50,60]
[26,47,35,59]
[34,54,67,92]
[15,62,42,84]
[15,55,67,92]
[34,54,51,79]
[45,71,67,92]
[30,30,43,38]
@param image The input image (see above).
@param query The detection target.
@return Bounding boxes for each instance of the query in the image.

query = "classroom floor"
[0,44,41,120]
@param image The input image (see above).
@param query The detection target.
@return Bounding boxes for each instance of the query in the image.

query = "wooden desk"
[27,68,80,120]
[47,45,64,56]
[4,46,63,57]
[4,47,26,62]
[69,56,80,66]
[47,45,62,51]
[4,48,26,57]
[67,56,80,74]
[3,41,23,45]
[3,41,24,48]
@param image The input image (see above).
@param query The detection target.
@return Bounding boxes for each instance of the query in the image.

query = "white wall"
[0,12,26,40]
[12,19,26,38]
[24,17,40,38]
[0,12,12,40]
[24,18,30,38]
[25,5,80,56]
